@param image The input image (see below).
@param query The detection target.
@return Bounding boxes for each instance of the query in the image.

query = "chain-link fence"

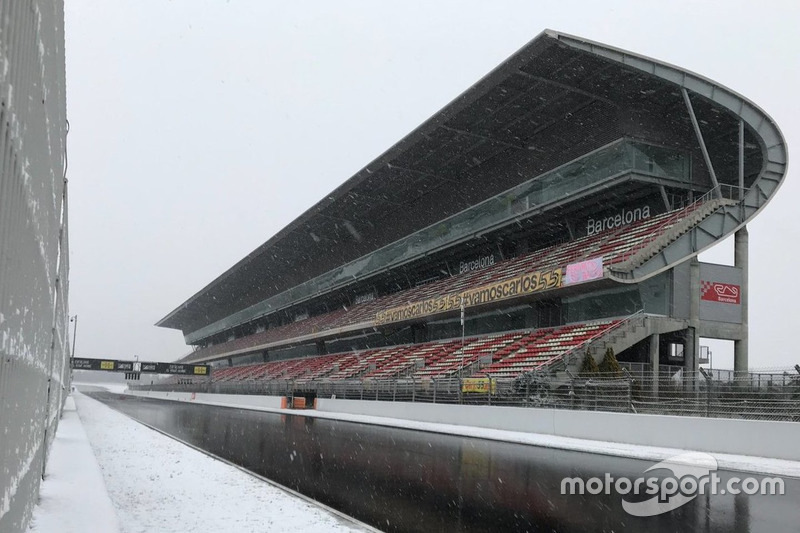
[132,363,800,422]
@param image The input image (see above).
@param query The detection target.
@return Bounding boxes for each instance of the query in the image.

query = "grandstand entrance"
[290,391,317,409]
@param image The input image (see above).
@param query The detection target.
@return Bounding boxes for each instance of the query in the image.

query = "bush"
[598,347,621,375]
[579,350,599,376]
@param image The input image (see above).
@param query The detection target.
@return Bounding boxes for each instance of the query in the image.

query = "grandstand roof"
[157,29,787,340]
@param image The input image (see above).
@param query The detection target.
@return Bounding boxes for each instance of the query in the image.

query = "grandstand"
[156,30,787,396]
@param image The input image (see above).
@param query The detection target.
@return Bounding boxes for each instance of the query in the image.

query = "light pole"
[69,315,78,359]
[459,299,465,378]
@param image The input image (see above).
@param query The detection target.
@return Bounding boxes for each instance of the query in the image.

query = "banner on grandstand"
[564,257,604,285]
[701,281,741,305]
[462,378,496,394]
[696,264,743,324]
[375,266,563,325]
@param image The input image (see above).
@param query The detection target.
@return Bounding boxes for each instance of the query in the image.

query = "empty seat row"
[195,319,621,386]
[183,203,706,364]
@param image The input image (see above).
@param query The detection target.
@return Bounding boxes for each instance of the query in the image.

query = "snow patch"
[29,394,366,533]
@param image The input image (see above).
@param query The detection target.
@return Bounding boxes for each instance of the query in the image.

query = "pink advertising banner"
[564,257,604,285]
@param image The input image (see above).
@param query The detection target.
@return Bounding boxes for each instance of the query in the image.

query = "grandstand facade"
[157,30,787,393]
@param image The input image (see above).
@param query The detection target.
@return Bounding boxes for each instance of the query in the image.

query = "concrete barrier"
[123,391,800,461]
[127,390,285,410]
[316,399,800,461]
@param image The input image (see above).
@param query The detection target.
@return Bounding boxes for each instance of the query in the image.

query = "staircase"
[540,311,686,380]
[610,194,738,273]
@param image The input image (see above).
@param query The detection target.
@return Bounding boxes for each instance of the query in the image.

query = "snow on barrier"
[125,390,800,463]
[315,399,800,462]
[0,3,70,533]
[127,390,287,411]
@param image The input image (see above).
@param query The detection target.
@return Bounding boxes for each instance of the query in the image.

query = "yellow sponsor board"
[462,378,496,394]
[100,360,115,370]
[375,266,563,325]
[193,366,208,375]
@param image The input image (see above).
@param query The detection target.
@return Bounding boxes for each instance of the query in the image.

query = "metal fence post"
[627,379,633,413]
[433,380,437,404]
[570,378,576,410]
[525,378,530,407]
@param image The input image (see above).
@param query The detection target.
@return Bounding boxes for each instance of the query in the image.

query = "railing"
[537,310,646,373]
[614,192,707,266]
[610,185,740,267]
[131,363,800,422]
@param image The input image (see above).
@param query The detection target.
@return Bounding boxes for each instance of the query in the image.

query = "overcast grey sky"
[65,0,799,368]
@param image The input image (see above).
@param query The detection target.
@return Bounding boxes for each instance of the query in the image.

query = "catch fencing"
[0,3,70,533]
[137,363,800,422]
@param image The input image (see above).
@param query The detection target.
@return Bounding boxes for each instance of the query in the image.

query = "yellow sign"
[462,378,496,394]
[375,266,563,325]
[100,360,115,370]
[193,366,207,375]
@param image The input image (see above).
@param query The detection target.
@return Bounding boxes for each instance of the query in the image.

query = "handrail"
[612,190,713,266]
[611,184,743,268]
[536,185,736,274]
[537,309,647,374]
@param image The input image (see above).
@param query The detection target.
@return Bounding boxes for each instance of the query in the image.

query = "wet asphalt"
[86,392,799,533]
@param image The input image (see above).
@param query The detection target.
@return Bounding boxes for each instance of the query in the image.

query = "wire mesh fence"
[132,362,800,422]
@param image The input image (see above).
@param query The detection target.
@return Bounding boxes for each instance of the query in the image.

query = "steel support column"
[649,333,660,398]
[686,258,701,391]
[682,88,722,199]
[734,227,749,384]
[739,120,745,200]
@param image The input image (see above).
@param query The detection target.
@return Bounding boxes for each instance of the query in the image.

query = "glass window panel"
[187,139,690,342]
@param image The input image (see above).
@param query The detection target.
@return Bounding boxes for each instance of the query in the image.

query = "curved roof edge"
[551,31,788,222]
[544,30,787,282]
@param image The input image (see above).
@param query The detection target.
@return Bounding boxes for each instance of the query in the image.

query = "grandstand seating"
[363,340,462,380]
[183,201,714,364]
[473,321,619,378]
[412,333,524,380]
[193,319,621,387]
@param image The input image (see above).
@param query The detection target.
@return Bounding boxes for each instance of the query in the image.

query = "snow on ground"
[29,387,797,533]
[29,393,367,533]
[27,395,121,533]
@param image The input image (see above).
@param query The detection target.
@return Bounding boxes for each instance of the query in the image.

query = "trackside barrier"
[125,388,800,461]
[314,398,800,462]
[127,390,286,410]
[0,3,70,533]
[131,364,800,422]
